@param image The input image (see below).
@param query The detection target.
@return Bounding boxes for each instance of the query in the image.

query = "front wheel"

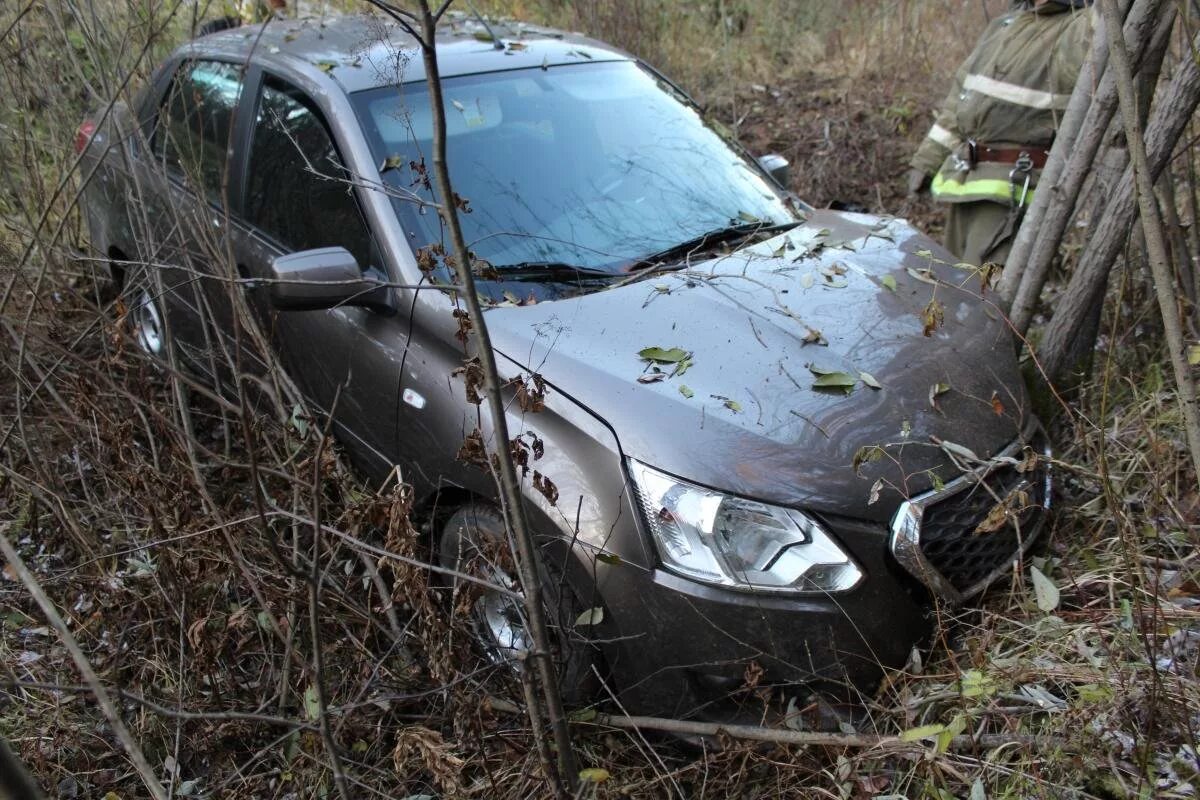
[438,503,602,706]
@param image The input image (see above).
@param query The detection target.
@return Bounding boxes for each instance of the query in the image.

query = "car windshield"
[352,61,799,276]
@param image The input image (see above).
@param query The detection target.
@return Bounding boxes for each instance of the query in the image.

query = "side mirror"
[268,247,391,313]
[757,153,790,188]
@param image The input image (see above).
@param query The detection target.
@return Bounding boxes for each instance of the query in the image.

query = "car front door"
[231,72,408,479]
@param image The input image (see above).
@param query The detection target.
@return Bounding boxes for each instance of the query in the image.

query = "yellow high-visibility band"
[931,172,1035,204]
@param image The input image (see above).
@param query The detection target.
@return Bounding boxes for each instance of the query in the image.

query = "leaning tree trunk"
[1093,0,1200,482]
[1037,24,1200,385]
[1002,0,1170,336]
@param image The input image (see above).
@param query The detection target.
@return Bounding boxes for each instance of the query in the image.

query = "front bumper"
[586,431,1051,720]
[593,515,934,719]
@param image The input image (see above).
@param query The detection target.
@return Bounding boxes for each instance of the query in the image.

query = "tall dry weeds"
[1,1,1198,798]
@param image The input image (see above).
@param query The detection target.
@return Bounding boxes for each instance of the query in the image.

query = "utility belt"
[950,140,1051,209]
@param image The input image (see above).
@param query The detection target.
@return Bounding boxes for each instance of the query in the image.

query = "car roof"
[190,11,632,93]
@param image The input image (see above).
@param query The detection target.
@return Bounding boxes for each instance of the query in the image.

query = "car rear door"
[140,58,248,377]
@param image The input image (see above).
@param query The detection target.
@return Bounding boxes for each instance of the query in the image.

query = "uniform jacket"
[910,3,1096,205]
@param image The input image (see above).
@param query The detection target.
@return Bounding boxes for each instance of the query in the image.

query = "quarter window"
[243,77,373,269]
[152,60,244,201]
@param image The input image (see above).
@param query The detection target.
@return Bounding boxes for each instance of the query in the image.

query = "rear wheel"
[120,262,166,359]
[439,503,602,705]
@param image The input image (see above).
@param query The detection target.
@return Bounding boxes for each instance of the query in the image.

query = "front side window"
[152,60,243,201]
[243,77,373,269]
[353,61,799,275]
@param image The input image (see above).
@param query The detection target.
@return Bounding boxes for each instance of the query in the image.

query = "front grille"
[919,464,1047,594]
[890,433,1052,601]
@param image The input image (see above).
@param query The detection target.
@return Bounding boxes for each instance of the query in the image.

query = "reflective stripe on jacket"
[910,4,1095,205]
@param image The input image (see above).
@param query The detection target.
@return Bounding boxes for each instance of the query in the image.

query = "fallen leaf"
[868,479,883,505]
[579,768,610,783]
[907,266,939,285]
[312,60,337,72]
[638,346,690,363]
[595,552,622,566]
[813,372,856,394]
[678,384,694,398]
[637,372,665,384]
[1030,564,1059,613]
[898,723,946,742]
[575,607,604,626]
[723,398,742,413]
[860,371,881,389]
[1189,344,1200,365]
[880,274,897,292]
[990,391,1005,415]
[379,154,403,172]
[800,273,814,289]
[929,382,950,410]
[304,684,320,721]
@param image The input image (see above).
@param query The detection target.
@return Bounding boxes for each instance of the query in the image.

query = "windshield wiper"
[631,220,801,270]
[492,261,621,281]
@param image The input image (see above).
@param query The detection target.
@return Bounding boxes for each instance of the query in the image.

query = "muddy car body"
[79,13,1049,718]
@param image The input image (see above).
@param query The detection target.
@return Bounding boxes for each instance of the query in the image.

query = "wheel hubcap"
[475,566,532,663]
[132,289,163,356]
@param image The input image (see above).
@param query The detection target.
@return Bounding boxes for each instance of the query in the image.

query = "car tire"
[439,503,602,706]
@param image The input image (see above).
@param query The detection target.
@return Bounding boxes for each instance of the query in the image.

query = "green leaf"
[575,607,604,627]
[678,384,694,398]
[312,60,337,72]
[1030,564,1059,613]
[569,707,598,722]
[936,713,966,753]
[304,684,320,721]
[736,210,761,223]
[638,346,689,363]
[578,768,610,783]
[723,398,742,413]
[898,723,945,742]
[859,371,881,389]
[852,445,884,474]
[960,669,996,699]
[807,363,838,376]
[880,274,897,292]
[1189,344,1200,365]
[595,552,622,566]
[472,30,495,42]
[379,154,403,172]
[813,372,856,394]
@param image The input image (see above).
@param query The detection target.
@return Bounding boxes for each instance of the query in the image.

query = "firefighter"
[906,0,1096,266]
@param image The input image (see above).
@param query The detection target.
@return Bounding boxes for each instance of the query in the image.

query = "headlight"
[628,460,863,593]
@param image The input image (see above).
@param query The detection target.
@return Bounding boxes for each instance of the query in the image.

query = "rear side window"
[243,77,372,269]
[152,60,244,201]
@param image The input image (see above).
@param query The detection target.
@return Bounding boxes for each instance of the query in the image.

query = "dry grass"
[2,1,1199,798]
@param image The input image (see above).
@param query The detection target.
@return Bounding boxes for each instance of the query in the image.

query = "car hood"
[486,210,1031,522]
